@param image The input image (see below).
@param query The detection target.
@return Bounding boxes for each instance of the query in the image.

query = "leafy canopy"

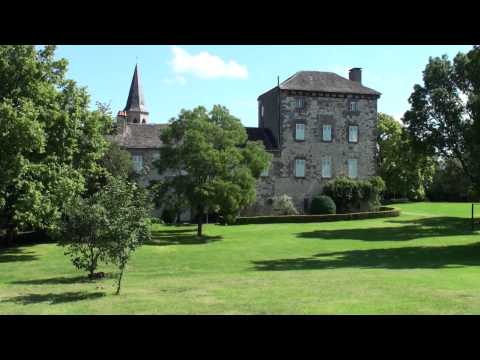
[377,113,435,200]
[0,45,112,242]
[403,46,480,193]
[156,105,272,235]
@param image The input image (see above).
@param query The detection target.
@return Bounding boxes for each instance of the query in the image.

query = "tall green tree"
[403,45,480,193]
[0,45,112,244]
[156,105,271,236]
[377,113,435,200]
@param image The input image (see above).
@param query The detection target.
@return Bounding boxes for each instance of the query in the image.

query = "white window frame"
[350,101,358,112]
[295,158,305,178]
[348,158,358,179]
[322,156,332,178]
[295,123,305,141]
[322,124,332,142]
[132,154,143,173]
[348,125,359,143]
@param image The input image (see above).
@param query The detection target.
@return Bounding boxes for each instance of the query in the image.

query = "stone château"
[111,64,381,217]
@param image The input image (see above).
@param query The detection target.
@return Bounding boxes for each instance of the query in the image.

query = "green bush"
[323,176,385,213]
[310,195,336,215]
[235,207,399,225]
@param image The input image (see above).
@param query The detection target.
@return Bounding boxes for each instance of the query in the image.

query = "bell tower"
[124,64,149,124]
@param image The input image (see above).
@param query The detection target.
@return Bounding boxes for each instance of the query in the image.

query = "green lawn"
[1,202,479,314]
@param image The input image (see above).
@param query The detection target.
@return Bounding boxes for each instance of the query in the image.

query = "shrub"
[310,195,336,215]
[235,207,400,225]
[323,176,385,213]
[272,194,298,215]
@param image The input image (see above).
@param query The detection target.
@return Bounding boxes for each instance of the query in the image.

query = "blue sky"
[55,45,473,126]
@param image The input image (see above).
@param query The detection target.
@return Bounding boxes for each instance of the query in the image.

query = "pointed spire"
[124,64,147,113]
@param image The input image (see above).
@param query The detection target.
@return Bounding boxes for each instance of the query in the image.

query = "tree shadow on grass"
[253,242,480,271]
[2,291,106,305]
[10,273,116,286]
[147,229,222,246]
[0,247,38,263]
[297,217,475,243]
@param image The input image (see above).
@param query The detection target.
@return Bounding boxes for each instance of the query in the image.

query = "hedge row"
[235,207,400,225]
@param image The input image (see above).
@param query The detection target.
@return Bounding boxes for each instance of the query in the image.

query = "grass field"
[1,202,479,314]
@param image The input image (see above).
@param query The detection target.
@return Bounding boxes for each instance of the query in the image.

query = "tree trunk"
[115,265,125,295]
[5,225,17,247]
[197,207,203,237]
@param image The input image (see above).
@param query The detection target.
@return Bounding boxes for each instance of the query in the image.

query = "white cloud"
[169,46,248,79]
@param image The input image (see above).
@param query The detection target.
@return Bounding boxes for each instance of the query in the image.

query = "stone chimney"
[349,68,362,84]
[116,111,128,135]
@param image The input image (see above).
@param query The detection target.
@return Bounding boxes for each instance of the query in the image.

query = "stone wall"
[252,91,378,214]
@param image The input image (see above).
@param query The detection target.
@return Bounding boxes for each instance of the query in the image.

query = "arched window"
[142,119,146,124]
[133,118,138,123]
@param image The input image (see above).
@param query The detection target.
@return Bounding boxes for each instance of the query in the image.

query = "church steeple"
[124,64,149,124]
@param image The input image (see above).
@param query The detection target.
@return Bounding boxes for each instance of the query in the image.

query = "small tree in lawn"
[99,177,152,295]
[58,196,109,279]
[58,177,151,294]
[156,105,271,236]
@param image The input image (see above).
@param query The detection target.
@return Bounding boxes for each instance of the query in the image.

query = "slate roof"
[124,64,148,113]
[259,71,381,98]
[111,124,278,151]
[245,127,278,150]
[110,123,168,149]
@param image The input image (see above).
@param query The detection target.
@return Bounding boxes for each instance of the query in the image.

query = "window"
[322,156,332,178]
[295,159,305,178]
[349,101,358,112]
[348,125,358,143]
[295,98,305,109]
[261,104,264,118]
[132,154,143,173]
[348,159,358,179]
[295,123,305,141]
[260,165,269,177]
[322,124,332,142]
[133,118,138,123]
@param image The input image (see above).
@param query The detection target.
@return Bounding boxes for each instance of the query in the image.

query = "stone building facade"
[247,68,381,214]
[111,65,381,218]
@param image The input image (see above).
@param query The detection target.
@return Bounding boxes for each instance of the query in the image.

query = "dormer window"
[295,98,305,109]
